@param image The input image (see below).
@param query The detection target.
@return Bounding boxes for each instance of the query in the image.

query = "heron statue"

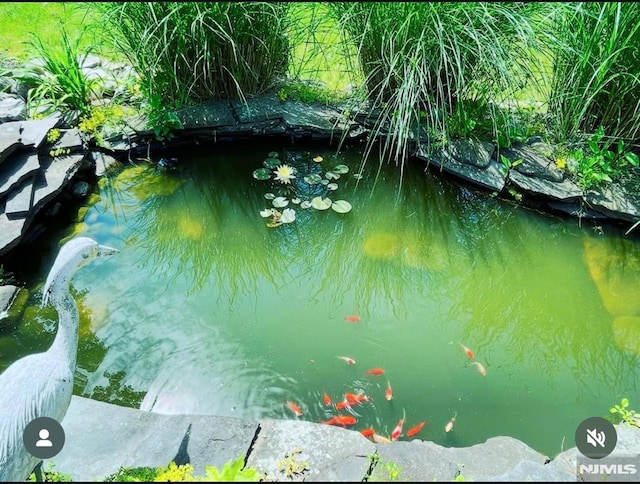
[0,236,118,481]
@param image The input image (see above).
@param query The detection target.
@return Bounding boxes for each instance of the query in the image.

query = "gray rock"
[371,440,460,481]
[247,418,375,482]
[44,396,260,481]
[447,138,495,168]
[477,459,577,482]
[502,144,564,182]
[0,152,41,199]
[0,121,22,166]
[91,152,122,177]
[20,115,62,149]
[177,101,237,128]
[586,183,640,223]
[0,93,27,122]
[0,213,27,257]
[48,128,84,153]
[72,181,90,197]
[509,169,583,201]
[30,154,85,215]
[5,174,35,219]
[0,284,18,314]
[80,54,103,69]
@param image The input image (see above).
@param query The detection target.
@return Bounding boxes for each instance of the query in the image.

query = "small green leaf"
[263,158,280,169]
[622,398,630,408]
[303,174,323,184]
[327,183,338,190]
[268,151,279,158]
[331,200,352,213]
[325,171,340,180]
[332,164,349,174]
[253,168,272,180]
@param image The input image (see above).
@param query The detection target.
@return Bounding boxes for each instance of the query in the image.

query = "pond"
[2,140,640,458]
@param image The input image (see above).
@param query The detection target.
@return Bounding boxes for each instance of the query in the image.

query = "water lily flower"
[273,164,296,184]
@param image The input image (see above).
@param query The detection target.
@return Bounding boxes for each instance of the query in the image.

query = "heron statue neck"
[46,266,82,370]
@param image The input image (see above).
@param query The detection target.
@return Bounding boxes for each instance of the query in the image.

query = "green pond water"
[2,142,640,458]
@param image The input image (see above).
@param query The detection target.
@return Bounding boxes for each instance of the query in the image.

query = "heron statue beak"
[97,245,119,257]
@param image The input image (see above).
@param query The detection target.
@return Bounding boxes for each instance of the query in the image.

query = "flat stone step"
[0,151,41,199]
[0,121,23,166]
[0,212,27,256]
[31,154,85,214]
[4,174,34,219]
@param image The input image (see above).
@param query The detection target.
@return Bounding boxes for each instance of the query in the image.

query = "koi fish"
[372,432,391,444]
[335,400,351,410]
[365,368,385,376]
[460,344,475,359]
[360,428,375,438]
[323,393,332,406]
[471,361,487,376]
[445,412,457,432]
[344,315,360,323]
[321,415,357,427]
[391,410,406,441]
[385,381,393,401]
[285,401,302,417]
[405,421,428,437]
[345,393,371,405]
[337,356,356,365]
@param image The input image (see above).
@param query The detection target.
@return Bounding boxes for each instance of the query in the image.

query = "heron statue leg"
[33,460,44,482]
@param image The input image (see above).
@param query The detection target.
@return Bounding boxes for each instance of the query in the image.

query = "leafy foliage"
[609,398,640,428]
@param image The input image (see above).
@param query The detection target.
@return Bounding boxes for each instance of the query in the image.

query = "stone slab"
[0,151,41,199]
[0,212,26,257]
[0,284,18,314]
[0,121,22,165]
[4,174,34,219]
[247,418,375,482]
[371,440,460,481]
[20,115,62,149]
[509,169,583,201]
[44,396,260,481]
[50,128,84,152]
[586,183,640,223]
[31,154,85,216]
[176,101,237,129]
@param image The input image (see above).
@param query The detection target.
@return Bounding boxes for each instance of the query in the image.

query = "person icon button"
[23,417,65,459]
[36,428,53,447]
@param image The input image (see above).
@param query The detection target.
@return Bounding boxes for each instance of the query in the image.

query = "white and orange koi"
[471,361,487,376]
[445,412,457,433]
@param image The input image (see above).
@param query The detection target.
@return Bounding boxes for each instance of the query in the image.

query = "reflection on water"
[3,143,640,458]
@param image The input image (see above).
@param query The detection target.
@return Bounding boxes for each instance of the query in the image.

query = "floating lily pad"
[292,198,301,204]
[325,171,340,180]
[268,151,280,158]
[260,209,274,217]
[321,179,329,185]
[300,200,312,209]
[264,192,275,199]
[327,183,338,191]
[304,174,323,184]
[273,196,289,208]
[353,173,364,180]
[263,158,281,169]
[253,168,272,180]
[331,200,352,213]
[333,164,349,174]
[311,196,332,210]
[280,208,296,223]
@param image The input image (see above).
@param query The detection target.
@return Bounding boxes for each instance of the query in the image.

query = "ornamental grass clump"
[91,2,291,108]
[547,2,640,145]
[328,2,548,167]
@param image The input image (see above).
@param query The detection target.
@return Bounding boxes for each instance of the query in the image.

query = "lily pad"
[253,168,272,180]
[273,196,289,208]
[268,151,280,158]
[264,193,275,200]
[304,174,323,184]
[320,179,329,185]
[325,171,340,180]
[300,200,312,209]
[331,200,352,213]
[292,198,301,204]
[353,173,364,180]
[327,183,338,191]
[280,208,296,223]
[333,164,349,174]
[263,158,281,169]
[311,196,332,210]
[260,209,274,218]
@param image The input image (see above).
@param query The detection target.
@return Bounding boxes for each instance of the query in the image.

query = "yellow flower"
[274,164,296,184]
[555,157,567,170]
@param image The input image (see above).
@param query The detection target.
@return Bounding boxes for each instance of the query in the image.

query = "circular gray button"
[575,416,617,459]
[23,417,65,459]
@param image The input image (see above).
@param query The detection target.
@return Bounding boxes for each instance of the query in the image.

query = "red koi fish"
[365,368,385,376]
[344,315,360,323]
[285,401,302,417]
[321,415,357,427]
[471,361,487,376]
[391,410,406,441]
[335,400,351,410]
[385,381,393,401]
[460,344,474,359]
[360,428,375,438]
[323,393,332,406]
[337,356,356,365]
[405,421,428,437]
[345,393,371,405]
[445,412,457,433]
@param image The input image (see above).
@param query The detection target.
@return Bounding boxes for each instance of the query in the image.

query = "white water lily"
[273,164,296,184]
[260,209,275,218]
[280,208,296,223]
[273,196,289,208]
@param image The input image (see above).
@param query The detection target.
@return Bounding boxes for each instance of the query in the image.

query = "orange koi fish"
[405,421,428,437]
[365,368,385,376]
[372,432,391,444]
[285,401,302,417]
[345,393,371,405]
[360,428,375,438]
[385,381,393,401]
[335,400,351,410]
[471,361,487,376]
[445,412,457,433]
[323,393,332,406]
[391,410,406,441]
[344,315,360,323]
[337,356,356,365]
[321,415,357,427]
[460,344,475,359]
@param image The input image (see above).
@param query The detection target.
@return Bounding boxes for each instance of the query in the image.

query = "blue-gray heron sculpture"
[0,237,118,481]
